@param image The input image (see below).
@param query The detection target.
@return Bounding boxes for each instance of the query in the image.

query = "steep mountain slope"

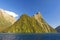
[33,12,56,32]
[0,9,15,24]
[0,9,15,32]
[3,13,56,33]
[55,26,60,33]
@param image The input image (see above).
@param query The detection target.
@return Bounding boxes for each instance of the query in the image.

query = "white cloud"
[4,10,18,17]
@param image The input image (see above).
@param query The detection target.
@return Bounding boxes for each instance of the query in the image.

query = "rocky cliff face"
[3,12,56,33]
[0,9,15,32]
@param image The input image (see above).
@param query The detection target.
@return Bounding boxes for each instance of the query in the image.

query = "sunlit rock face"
[2,12,56,33]
[34,12,56,32]
[0,9,16,32]
[0,9,16,24]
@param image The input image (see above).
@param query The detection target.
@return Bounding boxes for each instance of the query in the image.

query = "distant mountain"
[55,26,60,33]
[0,9,15,32]
[3,12,56,33]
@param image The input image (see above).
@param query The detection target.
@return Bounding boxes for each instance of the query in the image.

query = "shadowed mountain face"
[55,26,60,33]
[0,9,15,32]
[3,12,56,33]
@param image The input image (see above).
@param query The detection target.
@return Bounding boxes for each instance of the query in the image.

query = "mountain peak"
[0,9,18,17]
[20,14,30,18]
[34,12,42,18]
[0,9,16,32]
[21,14,28,16]
[55,25,60,33]
[0,9,16,24]
[3,13,56,33]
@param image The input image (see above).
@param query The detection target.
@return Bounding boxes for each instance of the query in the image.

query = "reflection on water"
[0,33,60,40]
[0,33,15,40]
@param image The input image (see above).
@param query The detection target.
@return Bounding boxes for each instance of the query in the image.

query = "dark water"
[0,33,60,40]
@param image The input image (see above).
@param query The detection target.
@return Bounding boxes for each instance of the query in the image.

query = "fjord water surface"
[0,33,60,40]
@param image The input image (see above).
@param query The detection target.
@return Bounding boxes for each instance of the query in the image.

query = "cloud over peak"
[4,10,18,17]
[0,9,18,17]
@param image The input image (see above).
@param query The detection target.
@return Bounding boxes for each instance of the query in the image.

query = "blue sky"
[0,0,60,28]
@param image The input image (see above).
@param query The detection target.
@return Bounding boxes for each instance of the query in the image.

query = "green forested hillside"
[3,13,56,33]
